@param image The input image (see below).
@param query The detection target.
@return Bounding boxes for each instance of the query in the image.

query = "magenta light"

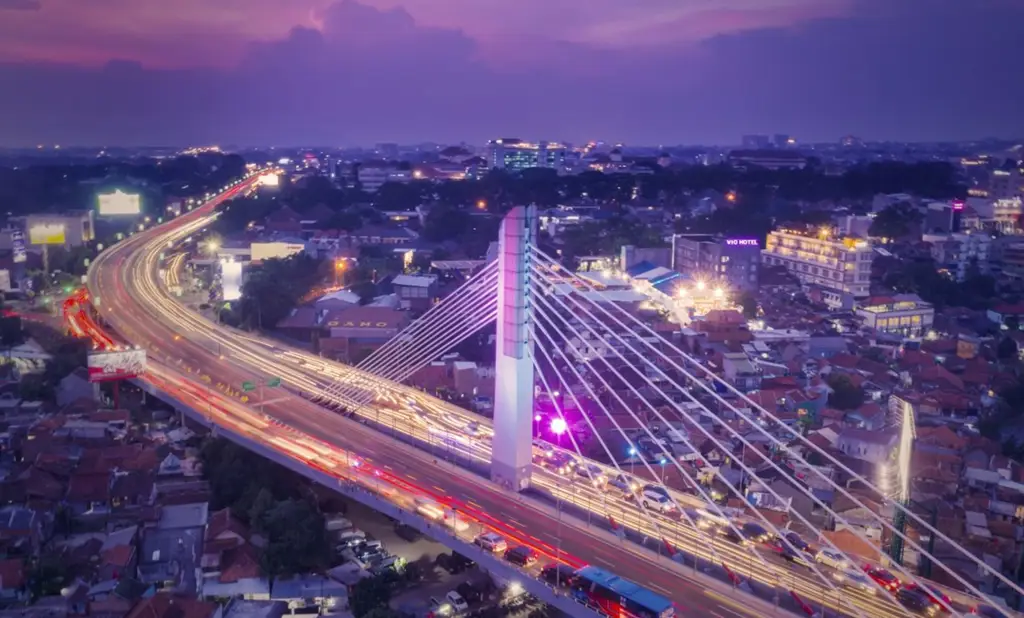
[534,414,542,422]
[550,417,568,435]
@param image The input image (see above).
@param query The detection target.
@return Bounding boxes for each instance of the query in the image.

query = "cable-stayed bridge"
[80,185,1019,618]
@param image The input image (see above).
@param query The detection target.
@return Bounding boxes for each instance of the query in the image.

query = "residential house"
[125,593,220,618]
[57,368,94,408]
[390,274,438,311]
[65,473,112,516]
[722,353,761,392]
[836,429,897,465]
[200,508,268,600]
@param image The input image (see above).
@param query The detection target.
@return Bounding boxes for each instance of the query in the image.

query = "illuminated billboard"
[259,173,280,187]
[10,231,26,263]
[88,349,147,382]
[28,223,66,245]
[97,190,142,216]
[251,241,303,261]
[725,238,759,247]
[221,259,243,301]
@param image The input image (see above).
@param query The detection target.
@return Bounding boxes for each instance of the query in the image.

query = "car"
[640,489,676,513]
[540,563,577,586]
[429,597,452,616]
[741,522,771,543]
[575,463,608,486]
[896,587,938,615]
[717,527,750,546]
[832,568,877,595]
[784,531,810,552]
[473,532,508,554]
[445,591,469,613]
[504,545,538,567]
[814,548,850,570]
[608,474,639,495]
[779,546,812,569]
[904,584,951,612]
[864,565,900,592]
[541,452,576,475]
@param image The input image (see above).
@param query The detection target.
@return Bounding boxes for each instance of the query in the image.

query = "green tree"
[248,487,276,534]
[349,572,398,617]
[868,204,921,239]
[260,499,330,577]
[422,205,471,243]
[998,337,1019,361]
[736,291,758,320]
[825,374,865,410]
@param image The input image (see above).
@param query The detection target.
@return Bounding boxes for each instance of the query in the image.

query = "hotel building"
[487,139,567,171]
[855,294,934,338]
[671,234,760,291]
[762,227,873,307]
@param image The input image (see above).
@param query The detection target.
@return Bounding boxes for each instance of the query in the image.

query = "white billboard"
[259,173,280,187]
[28,223,66,245]
[251,241,304,261]
[97,190,142,216]
[221,259,243,301]
[88,349,147,382]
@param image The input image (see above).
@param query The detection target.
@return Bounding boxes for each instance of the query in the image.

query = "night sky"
[1,0,1022,147]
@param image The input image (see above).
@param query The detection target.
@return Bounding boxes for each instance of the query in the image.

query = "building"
[487,139,567,171]
[391,274,438,311]
[357,164,413,193]
[671,234,760,292]
[317,305,412,363]
[726,150,807,171]
[989,169,1023,200]
[922,231,992,281]
[741,135,770,149]
[761,227,873,307]
[620,245,671,272]
[963,197,1023,234]
[855,294,934,338]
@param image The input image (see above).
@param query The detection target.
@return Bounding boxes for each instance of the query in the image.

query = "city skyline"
[0,0,1022,147]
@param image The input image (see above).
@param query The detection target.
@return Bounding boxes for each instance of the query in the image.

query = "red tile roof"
[126,593,218,618]
[0,558,25,590]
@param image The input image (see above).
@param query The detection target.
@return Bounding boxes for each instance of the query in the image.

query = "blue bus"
[572,566,675,618]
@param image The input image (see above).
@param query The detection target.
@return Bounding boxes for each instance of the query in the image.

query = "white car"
[473,532,508,553]
[641,489,676,513]
[446,591,469,613]
[814,548,849,570]
[832,568,877,595]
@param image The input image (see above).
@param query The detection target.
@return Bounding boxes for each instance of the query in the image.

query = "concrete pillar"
[491,205,535,492]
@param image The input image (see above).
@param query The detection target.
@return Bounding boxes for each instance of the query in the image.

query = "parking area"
[341,500,449,564]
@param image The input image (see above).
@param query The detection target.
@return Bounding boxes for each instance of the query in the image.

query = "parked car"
[446,591,469,613]
[429,597,452,616]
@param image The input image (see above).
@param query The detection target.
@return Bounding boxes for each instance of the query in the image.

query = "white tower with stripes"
[491,205,536,491]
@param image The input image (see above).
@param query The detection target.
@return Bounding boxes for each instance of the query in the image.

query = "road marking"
[260,397,290,406]
[704,590,754,618]
[508,518,525,527]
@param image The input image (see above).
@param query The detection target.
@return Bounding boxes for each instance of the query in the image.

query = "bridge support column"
[491,205,535,492]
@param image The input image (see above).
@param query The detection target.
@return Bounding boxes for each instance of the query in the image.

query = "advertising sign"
[87,349,147,382]
[28,223,67,245]
[259,173,280,187]
[221,259,243,302]
[11,230,26,263]
[97,190,142,216]
[0,270,10,292]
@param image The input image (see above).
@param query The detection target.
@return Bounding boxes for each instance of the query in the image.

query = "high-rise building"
[761,227,873,306]
[487,139,567,171]
[741,134,770,149]
[922,231,992,281]
[671,234,760,291]
[772,134,795,148]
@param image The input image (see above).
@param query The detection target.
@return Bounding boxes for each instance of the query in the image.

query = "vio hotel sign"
[725,238,759,247]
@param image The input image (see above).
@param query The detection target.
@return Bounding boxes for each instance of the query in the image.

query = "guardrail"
[134,377,606,618]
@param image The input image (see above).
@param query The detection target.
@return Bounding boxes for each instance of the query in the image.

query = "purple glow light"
[534,414,542,422]
[550,417,568,435]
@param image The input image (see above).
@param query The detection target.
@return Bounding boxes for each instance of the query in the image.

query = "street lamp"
[550,417,568,436]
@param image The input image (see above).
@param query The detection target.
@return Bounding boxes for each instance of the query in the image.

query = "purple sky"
[1,0,1022,147]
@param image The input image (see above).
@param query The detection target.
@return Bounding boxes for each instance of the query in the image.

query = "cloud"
[0,0,40,10]
[0,0,1021,146]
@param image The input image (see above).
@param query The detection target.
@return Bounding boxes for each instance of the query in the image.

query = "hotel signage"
[725,238,759,247]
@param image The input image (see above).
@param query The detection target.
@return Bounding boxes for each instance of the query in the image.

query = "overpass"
[75,176,1018,618]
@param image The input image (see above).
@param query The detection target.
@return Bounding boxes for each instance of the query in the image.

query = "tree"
[260,499,330,577]
[998,337,1020,361]
[825,374,865,410]
[422,205,471,243]
[736,291,758,320]
[248,487,276,534]
[868,204,921,239]
[349,572,398,617]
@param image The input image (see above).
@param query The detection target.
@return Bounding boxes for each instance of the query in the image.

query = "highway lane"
[86,181,919,618]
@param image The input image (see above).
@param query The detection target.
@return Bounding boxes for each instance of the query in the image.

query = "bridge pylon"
[491,205,536,492]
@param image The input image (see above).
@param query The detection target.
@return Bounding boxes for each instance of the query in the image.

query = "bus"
[572,566,674,618]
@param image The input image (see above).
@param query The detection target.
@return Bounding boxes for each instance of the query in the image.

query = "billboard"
[88,349,147,382]
[259,173,280,187]
[28,223,66,245]
[221,259,243,301]
[10,230,26,263]
[0,270,10,292]
[97,190,142,216]
[251,241,303,261]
